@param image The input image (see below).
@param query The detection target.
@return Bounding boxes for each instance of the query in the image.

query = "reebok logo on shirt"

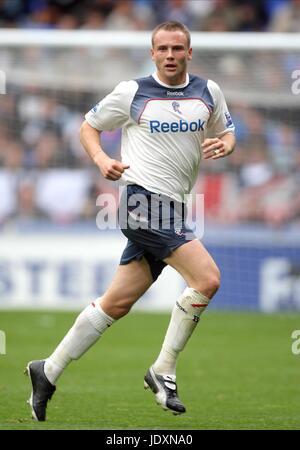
[167,91,184,96]
[149,119,205,133]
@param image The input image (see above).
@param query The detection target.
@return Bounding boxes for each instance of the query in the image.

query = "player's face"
[151,30,192,86]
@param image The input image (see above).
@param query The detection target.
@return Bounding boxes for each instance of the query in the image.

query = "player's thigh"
[100,257,153,310]
[163,239,220,296]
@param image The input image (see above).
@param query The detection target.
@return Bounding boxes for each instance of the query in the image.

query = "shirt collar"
[152,72,189,89]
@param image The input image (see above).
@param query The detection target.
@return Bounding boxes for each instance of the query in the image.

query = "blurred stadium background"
[0,0,300,312]
[0,0,300,430]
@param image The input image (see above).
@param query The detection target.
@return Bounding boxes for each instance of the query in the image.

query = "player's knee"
[194,265,220,299]
[105,297,136,319]
[114,304,132,319]
[208,267,221,297]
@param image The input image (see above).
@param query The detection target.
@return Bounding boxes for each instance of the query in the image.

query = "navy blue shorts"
[119,184,196,281]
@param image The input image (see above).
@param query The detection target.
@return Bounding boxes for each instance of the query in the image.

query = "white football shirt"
[85,73,235,202]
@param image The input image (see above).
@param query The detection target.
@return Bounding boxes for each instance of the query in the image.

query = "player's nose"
[166,48,174,59]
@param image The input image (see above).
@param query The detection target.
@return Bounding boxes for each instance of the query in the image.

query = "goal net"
[0,30,299,311]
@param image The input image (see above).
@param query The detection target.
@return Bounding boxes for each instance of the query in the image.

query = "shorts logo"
[175,227,184,237]
[172,101,182,115]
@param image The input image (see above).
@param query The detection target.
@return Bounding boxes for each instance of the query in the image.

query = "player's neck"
[153,72,189,88]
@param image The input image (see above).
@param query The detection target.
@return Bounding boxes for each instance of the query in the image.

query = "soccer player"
[25,21,235,421]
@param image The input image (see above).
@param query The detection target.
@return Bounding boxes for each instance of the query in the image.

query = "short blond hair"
[152,21,191,48]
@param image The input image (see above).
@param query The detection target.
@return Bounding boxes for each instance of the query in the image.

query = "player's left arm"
[202,131,236,160]
[203,79,236,160]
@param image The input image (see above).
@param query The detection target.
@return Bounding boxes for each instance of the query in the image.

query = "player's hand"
[201,138,232,160]
[97,157,130,181]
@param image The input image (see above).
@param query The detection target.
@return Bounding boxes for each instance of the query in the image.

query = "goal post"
[1,29,300,48]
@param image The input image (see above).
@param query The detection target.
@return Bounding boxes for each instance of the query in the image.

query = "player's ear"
[188,47,193,60]
[150,48,155,60]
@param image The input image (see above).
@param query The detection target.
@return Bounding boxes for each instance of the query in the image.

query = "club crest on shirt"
[172,101,182,115]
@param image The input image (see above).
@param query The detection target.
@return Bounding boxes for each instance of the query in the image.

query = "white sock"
[44,299,114,385]
[153,287,210,376]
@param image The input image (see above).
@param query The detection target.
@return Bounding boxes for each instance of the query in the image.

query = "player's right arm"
[79,120,129,181]
[81,80,137,180]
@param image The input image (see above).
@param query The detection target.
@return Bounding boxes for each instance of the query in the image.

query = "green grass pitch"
[0,310,299,430]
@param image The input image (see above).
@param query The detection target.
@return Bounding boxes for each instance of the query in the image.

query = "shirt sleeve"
[85,80,138,131]
[206,79,235,137]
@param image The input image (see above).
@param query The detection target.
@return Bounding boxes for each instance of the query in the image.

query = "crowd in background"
[0,0,300,228]
[1,85,299,228]
[1,0,300,32]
